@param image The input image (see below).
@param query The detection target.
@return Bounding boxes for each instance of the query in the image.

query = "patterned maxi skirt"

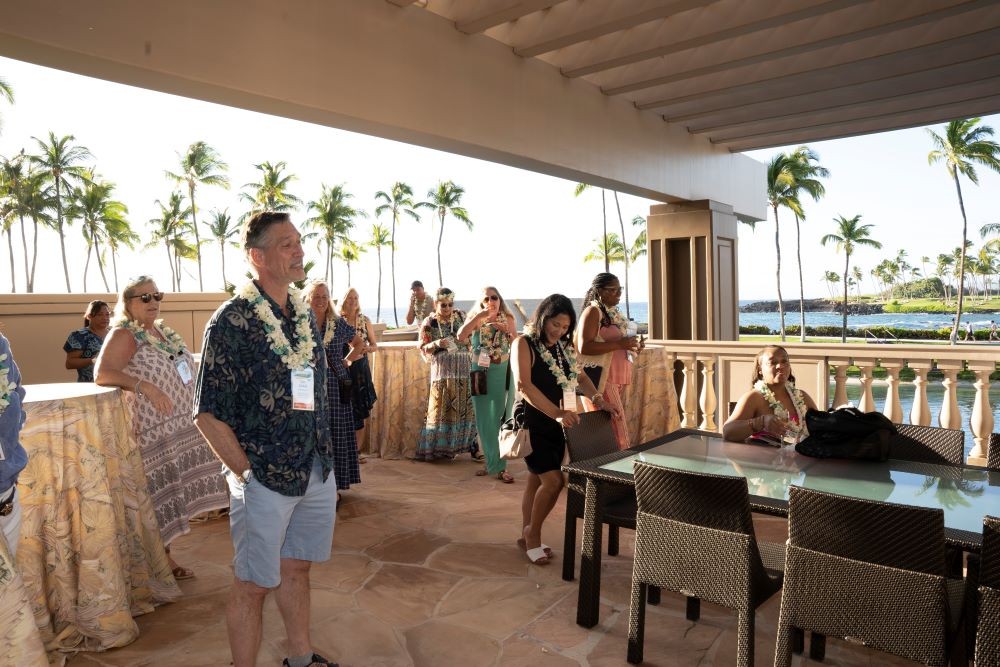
[415,348,478,461]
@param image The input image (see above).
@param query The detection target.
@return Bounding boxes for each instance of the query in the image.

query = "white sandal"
[526,546,550,564]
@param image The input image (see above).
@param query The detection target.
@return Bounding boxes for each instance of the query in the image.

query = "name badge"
[0,445,5,461]
[443,337,457,351]
[477,350,491,368]
[562,390,577,412]
[291,368,315,411]
[175,358,194,385]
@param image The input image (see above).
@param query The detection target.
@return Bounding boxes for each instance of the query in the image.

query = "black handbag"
[795,407,895,461]
[470,369,488,396]
[337,376,353,404]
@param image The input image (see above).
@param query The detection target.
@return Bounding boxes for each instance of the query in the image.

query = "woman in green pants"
[458,286,517,483]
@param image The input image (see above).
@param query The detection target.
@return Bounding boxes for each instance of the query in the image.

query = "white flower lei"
[529,334,578,392]
[0,354,18,416]
[115,317,187,357]
[754,380,808,436]
[238,282,316,371]
[320,316,336,347]
[590,299,627,332]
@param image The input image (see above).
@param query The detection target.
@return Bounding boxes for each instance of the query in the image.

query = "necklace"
[320,316,336,347]
[754,380,808,436]
[0,354,18,416]
[238,282,316,371]
[477,312,511,360]
[116,318,187,357]
[589,299,627,333]
[530,334,578,392]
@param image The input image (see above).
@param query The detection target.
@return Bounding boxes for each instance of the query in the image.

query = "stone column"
[855,363,875,413]
[881,363,904,424]
[968,361,994,466]
[908,362,932,427]
[678,354,699,428]
[828,358,850,409]
[699,357,717,431]
[937,362,963,430]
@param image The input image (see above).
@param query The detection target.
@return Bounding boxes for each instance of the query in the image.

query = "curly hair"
[582,272,619,327]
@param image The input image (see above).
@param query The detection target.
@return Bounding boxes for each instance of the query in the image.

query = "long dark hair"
[83,300,110,328]
[751,345,796,385]
[582,272,618,327]
[529,294,577,344]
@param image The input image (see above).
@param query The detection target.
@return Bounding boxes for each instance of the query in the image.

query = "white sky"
[1,56,998,304]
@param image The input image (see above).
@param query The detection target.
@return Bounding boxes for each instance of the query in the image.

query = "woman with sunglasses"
[457,286,517,483]
[414,287,480,462]
[96,276,228,581]
[576,272,643,449]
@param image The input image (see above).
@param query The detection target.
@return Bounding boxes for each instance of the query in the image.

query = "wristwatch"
[238,468,253,486]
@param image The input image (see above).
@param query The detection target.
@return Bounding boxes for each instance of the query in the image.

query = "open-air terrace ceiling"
[398,0,1000,152]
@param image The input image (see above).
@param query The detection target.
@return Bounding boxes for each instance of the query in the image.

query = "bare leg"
[357,421,367,461]
[275,558,313,657]
[521,472,541,531]
[523,470,564,550]
[228,577,269,667]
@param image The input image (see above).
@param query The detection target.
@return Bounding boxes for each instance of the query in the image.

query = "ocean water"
[365,298,650,327]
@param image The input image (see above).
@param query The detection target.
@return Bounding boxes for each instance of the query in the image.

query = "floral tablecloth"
[360,343,680,459]
[9,383,181,665]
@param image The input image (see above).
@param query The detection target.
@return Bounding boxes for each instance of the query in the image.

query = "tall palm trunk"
[55,180,71,292]
[188,182,204,291]
[346,261,352,286]
[17,215,29,292]
[950,171,968,345]
[601,189,609,273]
[841,253,850,343]
[219,241,228,287]
[376,246,383,322]
[29,216,38,291]
[111,247,119,292]
[6,229,15,293]
[613,192,630,319]
[82,241,92,292]
[165,245,175,292]
[95,244,110,291]
[795,215,806,342]
[773,204,786,340]
[437,211,445,285]
[390,214,398,327]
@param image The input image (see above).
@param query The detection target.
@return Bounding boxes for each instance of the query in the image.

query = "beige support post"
[678,354,698,429]
[699,357,717,432]
[856,363,875,413]
[937,362,963,429]
[829,358,850,409]
[908,362,932,426]
[968,361,994,466]
[881,363,904,424]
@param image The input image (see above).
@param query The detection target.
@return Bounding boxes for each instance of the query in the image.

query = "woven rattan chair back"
[889,423,964,466]
[634,460,755,536]
[775,485,961,666]
[564,410,617,462]
[976,515,1000,663]
[987,433,1000,471]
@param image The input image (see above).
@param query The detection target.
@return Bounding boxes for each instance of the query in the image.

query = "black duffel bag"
[795,407,896,461]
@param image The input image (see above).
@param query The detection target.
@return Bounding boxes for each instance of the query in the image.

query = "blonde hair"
[113,275,156,323]
[302,280,336,325]
[337,287,361,318]
[465,285,512,324]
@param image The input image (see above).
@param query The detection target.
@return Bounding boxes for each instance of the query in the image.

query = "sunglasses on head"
[129,291,164,303]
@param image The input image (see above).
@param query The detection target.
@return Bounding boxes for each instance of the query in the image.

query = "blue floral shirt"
[63,328,104,382]
[193,284,332,497]
[0,334,26,495]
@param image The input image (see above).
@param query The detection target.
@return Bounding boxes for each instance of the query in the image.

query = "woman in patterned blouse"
[337,287,379,458]
[63,300,111,382]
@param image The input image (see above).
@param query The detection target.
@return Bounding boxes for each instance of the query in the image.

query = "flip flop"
[171,565,195,580]
[526,547,550,564]
[496,471,515,483]
[516,537,554,557]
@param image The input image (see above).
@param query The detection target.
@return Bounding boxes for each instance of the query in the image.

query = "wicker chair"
[975,515,1000,664]
[889,423,964,465]
[987,432,1000,471]
[562,410,637,582]
[774,486,967,666]
[628,461,785,666]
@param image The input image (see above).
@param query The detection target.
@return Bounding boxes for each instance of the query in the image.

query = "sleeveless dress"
[346,313,378,430]
[123,334,228,545]
[598,323,632,449]
[324,317,361,490]
[471,322,515,476]
[523,337,570,475]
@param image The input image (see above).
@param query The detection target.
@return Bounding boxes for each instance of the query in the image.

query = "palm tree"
[148,192,191,291]
[785,146,829,342]
[29,132,92,291]
[166,141,230,291]
[927,118,1000,343]
[937,253,956,304]
[369,223,392,322]
[851,265,864,302]
[821,215,882,342]
[374,182,420,327]
[205,208,240,289]
[976,246,996,301]
[104,215,139,292]
[824,270,841,300]
[574,183,609,272]
[240,160,302,216]
[584,233,626,265]
[0,176,15,292]
[0,154,32,291]
[417,180,472,285]
[629,215,647,264]
[20,168,53,292]
[0,77,13,130]
[68,172,128,292]
[337,239,366,286]
[306,184,365,283]
[765,153,804,341]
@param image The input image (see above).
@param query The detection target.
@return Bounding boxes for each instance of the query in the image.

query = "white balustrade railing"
[646,340,997,466]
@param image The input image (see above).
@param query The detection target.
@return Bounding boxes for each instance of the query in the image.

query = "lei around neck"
[116,318,187,357]
[528,333,578,392]
[589,299,627,332]
[0,354,18,416]
[754,380,808,435]
[238,281,317,371]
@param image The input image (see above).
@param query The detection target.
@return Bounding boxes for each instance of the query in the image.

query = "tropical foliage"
[417,180,471,286]
[374,182,419,326]
[820,214,882,342]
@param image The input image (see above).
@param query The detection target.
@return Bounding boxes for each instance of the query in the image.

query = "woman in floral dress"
[63,299,111,382]
[305,281,363,501]
[96,275,228,579]
[722,345,818,443]
[415,288,479,462]
[457,285,516,482]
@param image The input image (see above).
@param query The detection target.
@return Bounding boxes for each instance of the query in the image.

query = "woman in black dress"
[511,294,619,565]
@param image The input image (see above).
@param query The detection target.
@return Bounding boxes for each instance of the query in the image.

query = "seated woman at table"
[63,300,111,382]
[95,275,228,581]
[512,294,619,565]
[722,345,818,444]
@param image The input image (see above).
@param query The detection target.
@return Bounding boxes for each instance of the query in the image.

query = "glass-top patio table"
[562,428,1000,628]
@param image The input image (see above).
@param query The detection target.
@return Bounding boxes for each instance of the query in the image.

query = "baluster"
[881,363,903,423]
[855,363,875,413]
[968,361,994,465]
[937,363,962,429]
[829,359,850,409]
[908,362,932,426]
[699,357,717,431]
[678,355,698,429]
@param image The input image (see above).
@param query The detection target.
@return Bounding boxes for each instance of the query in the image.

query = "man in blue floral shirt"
[194,211,338,667]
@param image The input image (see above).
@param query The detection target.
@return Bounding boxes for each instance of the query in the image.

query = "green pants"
[471,360,515,475]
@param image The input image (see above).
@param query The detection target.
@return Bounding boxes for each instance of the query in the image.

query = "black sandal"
[282,654,338,667]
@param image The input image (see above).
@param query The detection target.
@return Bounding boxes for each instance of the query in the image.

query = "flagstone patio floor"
[65,456,918,667]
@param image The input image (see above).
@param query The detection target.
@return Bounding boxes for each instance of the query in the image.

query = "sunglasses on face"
[129,291,164,303]
[600,286,623,294]
[484,295,499,302]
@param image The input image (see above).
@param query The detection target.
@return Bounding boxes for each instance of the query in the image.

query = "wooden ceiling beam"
[456,0,569,34]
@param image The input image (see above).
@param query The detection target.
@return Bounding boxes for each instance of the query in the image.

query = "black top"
[523,336,570,444]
